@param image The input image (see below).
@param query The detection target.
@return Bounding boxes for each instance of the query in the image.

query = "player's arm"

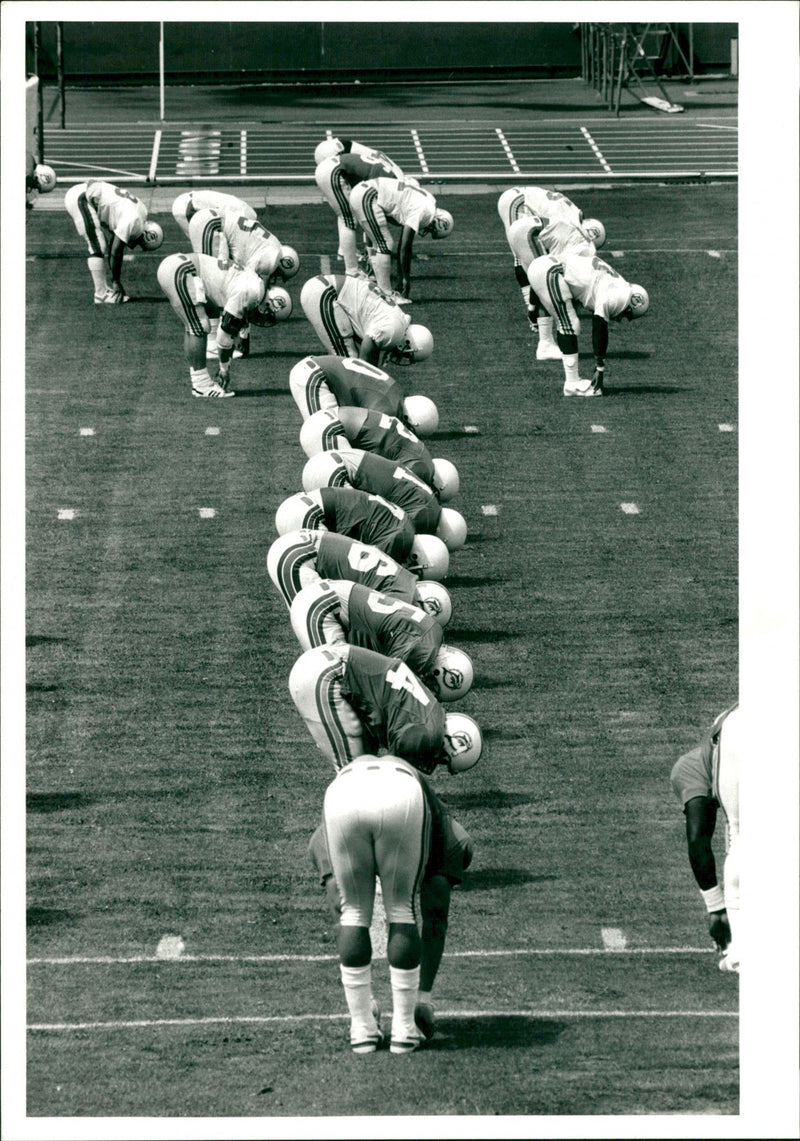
[396,225,417,297]
[358,335,383,365]
[591,315,609,386]
[684,795,731,951]
[106,235,128,290]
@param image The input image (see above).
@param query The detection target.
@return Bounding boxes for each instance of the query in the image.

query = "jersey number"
[347,543,398,576]
[385,661,430,705]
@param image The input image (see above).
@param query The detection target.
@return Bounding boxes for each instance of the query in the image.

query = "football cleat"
[389,1029,425,1054]
[402,394,439,437]
[414,1002,436,1041]
[95,287,129,305]
[429,646,474,702]
[192,382,234,398]
[563,377,602,397]
[443,712,483,773]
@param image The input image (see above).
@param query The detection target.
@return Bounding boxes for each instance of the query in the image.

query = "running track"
[42,117,737,185]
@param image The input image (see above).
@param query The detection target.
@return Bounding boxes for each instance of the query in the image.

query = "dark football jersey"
[319,486,414,562]
[349,451,441,534]
[346,583,443,676]
[339,407,436,486]
[336,152,399,187]
[341,646,446,769]
[315,533,418,600]
[310,356,406,418]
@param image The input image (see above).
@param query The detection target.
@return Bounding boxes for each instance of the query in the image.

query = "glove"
[708,910,731,952]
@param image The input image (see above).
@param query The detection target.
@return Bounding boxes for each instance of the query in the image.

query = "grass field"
[23,182,739,1119]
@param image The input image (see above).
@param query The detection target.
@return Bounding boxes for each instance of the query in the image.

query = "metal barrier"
[580,23,696,116]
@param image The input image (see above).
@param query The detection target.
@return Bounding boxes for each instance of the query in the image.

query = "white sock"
[389,964,419,1038]
[88,257,108,294]
[562,353,580,382]
[520,285,530,308]
[340,963,375,1030]
[190,367,212,389]
[538,317,556,346]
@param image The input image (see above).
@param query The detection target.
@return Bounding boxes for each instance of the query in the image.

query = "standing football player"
[671,703,740,972]
[309,753,472,1053]
[526,249,649,396]
[64,180,164,304]
[350,177,453,302]
[288,642,483,774]
[299,274,433,368]
[157,251,291,397]
[267,530,451,611]
[289,580,470,701]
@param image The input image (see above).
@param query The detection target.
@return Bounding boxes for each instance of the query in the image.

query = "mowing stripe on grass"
[28,1009,739,1032]
[27,946,717,966]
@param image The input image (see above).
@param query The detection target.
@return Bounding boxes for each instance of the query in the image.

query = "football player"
[188,207,299,360]
[310,753,472,1053]
[275,485,416,564]
[314,137,405,177]
[64,180,164,304]
[288,642,483,774]
[314,150,403,274]
[302,448,467,550]
[171,189,258,239]
[526,249,649,396]
[299,405,434,484]
[289,579,470,700]
[157,251,291,397]
[506,212,600,361]
[498,185,605,352]
[26,151,57,208]
[289,355,439,439]
[267,529,452,611]
[350,177,453,302]
[309,770,472,1047]
[671,703,740,972]
[299,274,433,367]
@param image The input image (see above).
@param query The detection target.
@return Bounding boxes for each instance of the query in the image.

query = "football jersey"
[670,704,739,808]
[84,181,147,244]
[310,356,406,418]
[560,251,632,320]
[189,190,255,216]
[517,186,583,227]
[193,253,264,320]
[218,210,281,275]
[341,646,447,768]
[344,583,442,676]
[369,178,437,233]
[334,275,411,349]
[319,486,414,562]
[345,450,441,533]
[339,408,436,485]
[538,219,596,258]
[336,152,401,187]
[342,141,404,179]
[314,533,418,600]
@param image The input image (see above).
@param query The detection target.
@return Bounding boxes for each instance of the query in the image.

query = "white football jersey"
[194,253,264,319]
[84,181,147,244]
[189,189,256,217]
[218,210,281,275]
[560,251,631,320]
[369,178,436,233]
[337,275,410,349]
[539,219,596,258]
[517,186,583,228]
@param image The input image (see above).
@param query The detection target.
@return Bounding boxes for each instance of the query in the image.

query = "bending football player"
[314,145,403,274]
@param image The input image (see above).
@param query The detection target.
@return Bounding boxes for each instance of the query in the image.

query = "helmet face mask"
[389,324,434,366]
[428,209,454,240]
[254,284,293,324]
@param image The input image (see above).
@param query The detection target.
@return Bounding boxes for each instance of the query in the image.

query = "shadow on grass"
[431,1015,567,1050]
[605,384,689,396]
[228,387,290,399]
[460,868,558,890]
[429,429,484,440]
[441,790,535,810]
[443,628,519,643]
[27,684,60,693]
[27,792,95,813]
[444,574,509,588]
[27,907,77,928]
[27,635,71,647]
[470,677,510,690]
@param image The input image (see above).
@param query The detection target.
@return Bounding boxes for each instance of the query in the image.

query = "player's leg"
[288,646,365,769]
[716,711,741,969]
[156,254,229,398]
[529,256,584,389]
[171,192,193,240]
[323,766,383,1052]
[299,278,356,358]
[267,532,322,608]
[351,185,394,294]
[65,183,111,302]
[288,353,340,420]
[289,580,347,651]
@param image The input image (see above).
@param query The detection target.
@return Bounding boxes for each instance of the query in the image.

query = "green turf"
[25,183,738,1115]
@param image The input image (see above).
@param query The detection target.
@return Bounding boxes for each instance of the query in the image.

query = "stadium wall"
[26,21,737,83]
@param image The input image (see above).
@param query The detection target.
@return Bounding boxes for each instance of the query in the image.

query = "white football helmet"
[314,138,344,166]
[443,712,483,774]
[407,534,449,581]
[302,451,350,492]
[436,508,468,552]
[403,394,439,437]
[275,491,327,535]
[299,409,348,457]
[429,646,474,702]
[141,221,164,250]
[275,245,300,281]
[431,458,460,503]
[428,208,454,240]
[262,285,293,320]
[413,581,452,627]
[34,164,57,193]
[626,284,650,318]
[582,218,606,247]
[390,324,434,366]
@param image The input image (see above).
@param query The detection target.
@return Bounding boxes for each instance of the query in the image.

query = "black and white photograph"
[2,2,798,1136]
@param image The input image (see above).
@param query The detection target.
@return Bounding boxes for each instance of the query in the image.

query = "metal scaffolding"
[581,23,696,116]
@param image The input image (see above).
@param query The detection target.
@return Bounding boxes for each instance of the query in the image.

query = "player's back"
[340,408,436,485]
[319,486,414,561]
[315,356,406,418]
[220,211,280,274]
[337,152,400,186]
[350,451,441,532]
[315,533,418,600]
[341,647,444,761]
[195,253,262,314]
[86,180,145,234]
[192,189,255,217]
[347,584,441,674]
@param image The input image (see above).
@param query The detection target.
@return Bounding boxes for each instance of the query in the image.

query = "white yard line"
[28,1008,738,1032]
[495,128,521,174]
[580,126,613,174]
[411,129,429,174]
[147,130,162,183]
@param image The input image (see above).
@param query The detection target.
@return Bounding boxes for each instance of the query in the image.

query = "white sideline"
[28,1009,739,1033]
[27,946,717,966]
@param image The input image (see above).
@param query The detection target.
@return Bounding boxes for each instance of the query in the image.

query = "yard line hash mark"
[79,428,95,436]
[411,129,429,174]
[481,505,499,516]
[495,128,520,174]
[591,425,607,433]
[718,424,735,432]
[621,503,640,515]
[602,927,628,950]
[28,1009,739,1033]
[57,509,77,520]
[198,508,216,519]
[205,427,220,436]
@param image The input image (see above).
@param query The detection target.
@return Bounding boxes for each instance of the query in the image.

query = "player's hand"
[108,283,129,304]
[708,910,731,952]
